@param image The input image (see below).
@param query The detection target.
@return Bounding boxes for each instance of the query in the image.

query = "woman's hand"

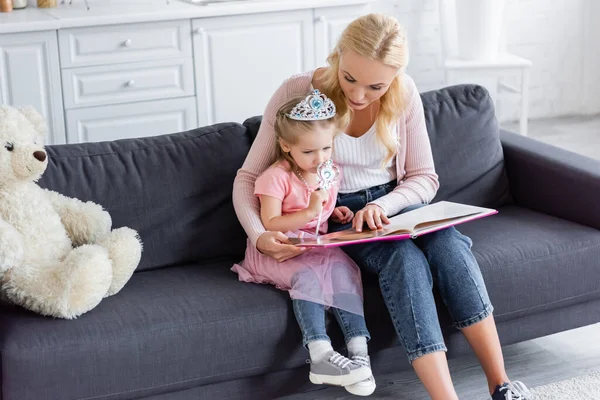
[352,204,390,232]
[256,231,307,262]
[331,206,354,224]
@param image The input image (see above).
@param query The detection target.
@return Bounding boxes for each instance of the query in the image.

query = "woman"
[232,13,530,400]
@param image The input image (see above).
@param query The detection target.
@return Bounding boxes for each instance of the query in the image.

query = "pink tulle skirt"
[231,232,364,316]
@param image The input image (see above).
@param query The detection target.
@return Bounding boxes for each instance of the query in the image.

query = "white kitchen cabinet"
[313,4,372,67]
[65,97,197,144]
[58,20,192,68]
[192,10,315,126]
[0,31,65,145]
[1,1,372,144]
[62,58,195,109]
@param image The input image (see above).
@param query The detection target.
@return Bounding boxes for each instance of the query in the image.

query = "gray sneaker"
[309,351,372,387]
[345,356,376,396]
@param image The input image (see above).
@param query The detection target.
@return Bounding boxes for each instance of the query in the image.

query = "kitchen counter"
[0,0,373,33]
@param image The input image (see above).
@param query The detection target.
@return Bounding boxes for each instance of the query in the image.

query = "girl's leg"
[415,227,510,394]
[292,299,331,361]
[293,299,372,386]
[330,307,371,356]
[342,239,459,400]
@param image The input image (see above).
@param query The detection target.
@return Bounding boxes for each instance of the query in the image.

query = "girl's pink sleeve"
[255,166,289,202]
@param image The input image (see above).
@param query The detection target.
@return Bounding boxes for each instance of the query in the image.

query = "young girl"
[231,90,375,395]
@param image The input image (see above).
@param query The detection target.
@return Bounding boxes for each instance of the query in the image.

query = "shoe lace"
[500,381,531,400]
[351,355,370,367]
[329,352,353,369]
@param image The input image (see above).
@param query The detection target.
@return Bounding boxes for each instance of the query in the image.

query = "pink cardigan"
[233,70,439,246]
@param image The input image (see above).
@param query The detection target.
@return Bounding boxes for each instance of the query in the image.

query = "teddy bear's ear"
[17,106,48,139]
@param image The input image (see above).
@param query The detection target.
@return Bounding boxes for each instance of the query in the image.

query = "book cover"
[290,201,498,248]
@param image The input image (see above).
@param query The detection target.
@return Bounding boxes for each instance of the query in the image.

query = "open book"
[290,201,497,248]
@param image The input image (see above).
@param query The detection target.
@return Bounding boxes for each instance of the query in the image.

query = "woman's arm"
[368,75,440,217]
[232,73,313,262]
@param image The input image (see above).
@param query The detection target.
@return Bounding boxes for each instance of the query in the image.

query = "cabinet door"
[313,4,372,67]
[192,10,314,126]
[65,97,197,144]
[0,31,65,144]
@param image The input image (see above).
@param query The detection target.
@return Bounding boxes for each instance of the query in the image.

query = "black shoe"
[491,381,532,400]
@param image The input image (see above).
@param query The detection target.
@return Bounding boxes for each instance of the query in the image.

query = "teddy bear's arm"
[44,189,112,246]
[0,218,24,273]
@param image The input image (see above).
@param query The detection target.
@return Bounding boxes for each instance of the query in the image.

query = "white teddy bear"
[0,105,142,319]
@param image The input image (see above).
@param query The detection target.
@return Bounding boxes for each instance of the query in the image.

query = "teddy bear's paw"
[2,245,113,319]
[97,227,142,297]
[0,225,24,272]
[53,245,113,318]
[55,245,113,318]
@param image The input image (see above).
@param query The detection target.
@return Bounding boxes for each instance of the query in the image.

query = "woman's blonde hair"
[321,13,409,166]
[273,96,338,171]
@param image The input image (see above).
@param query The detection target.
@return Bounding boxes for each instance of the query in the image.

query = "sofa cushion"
[39,123,252,271]
[458,205,600,320]
[0,263,305,400]
[421,84,512,208]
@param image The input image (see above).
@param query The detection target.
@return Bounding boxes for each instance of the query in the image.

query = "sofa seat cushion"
[458,205,600,321]
[0,262,310,400]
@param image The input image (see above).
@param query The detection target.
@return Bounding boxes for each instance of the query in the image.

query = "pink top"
[233,70,440,246]
[255,161,338,235]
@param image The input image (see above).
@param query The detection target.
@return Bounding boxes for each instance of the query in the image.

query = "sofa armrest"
[501,129,600,230]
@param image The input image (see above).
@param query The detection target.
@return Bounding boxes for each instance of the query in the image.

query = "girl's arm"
[259,196,315,233]
[259,190,327,232]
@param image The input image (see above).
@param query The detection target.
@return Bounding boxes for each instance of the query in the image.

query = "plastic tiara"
[287,89,336,121]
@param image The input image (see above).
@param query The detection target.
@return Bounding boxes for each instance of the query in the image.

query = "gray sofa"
[1,84,599,400]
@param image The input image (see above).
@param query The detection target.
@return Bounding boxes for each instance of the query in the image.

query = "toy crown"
[287,89,336,121]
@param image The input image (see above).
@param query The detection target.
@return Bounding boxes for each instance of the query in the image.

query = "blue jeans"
[293,299,371,347]
[330,181,493,363]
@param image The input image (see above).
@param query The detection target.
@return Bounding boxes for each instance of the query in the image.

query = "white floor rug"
[530,370,600,399]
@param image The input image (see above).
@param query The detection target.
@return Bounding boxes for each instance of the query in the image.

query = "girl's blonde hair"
[274,96,338,171]
[321,13,409,166]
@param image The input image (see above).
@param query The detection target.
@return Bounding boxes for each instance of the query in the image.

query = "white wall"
[371,0,600,122]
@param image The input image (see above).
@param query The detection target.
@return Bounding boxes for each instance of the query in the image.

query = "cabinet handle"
[194,27,204,35]
[123,39,132,47]
[316,16,326,23]
[125,80,135,87]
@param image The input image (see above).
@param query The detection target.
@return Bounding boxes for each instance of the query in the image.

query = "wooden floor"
[280,116,600,399]
[278,324,600,400]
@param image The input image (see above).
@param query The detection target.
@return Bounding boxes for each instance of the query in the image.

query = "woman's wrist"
[365,202,386,214]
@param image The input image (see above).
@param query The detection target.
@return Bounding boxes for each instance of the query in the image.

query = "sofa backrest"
[41,123,252,272]
[422,84,512,207]
[40,84,511,272]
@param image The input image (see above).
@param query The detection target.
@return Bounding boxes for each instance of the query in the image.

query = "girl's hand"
[256,231,307,262]
[331,206,354,224]
[353,204,390,232]
[308,189,329,214]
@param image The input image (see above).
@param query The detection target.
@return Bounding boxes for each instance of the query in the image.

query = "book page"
[385,201,493,232]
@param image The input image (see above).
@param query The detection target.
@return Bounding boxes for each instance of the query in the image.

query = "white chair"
[438,0,532,136]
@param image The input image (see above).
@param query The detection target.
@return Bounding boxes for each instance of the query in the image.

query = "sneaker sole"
[309,366,372,387]
[345,380,376,396]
